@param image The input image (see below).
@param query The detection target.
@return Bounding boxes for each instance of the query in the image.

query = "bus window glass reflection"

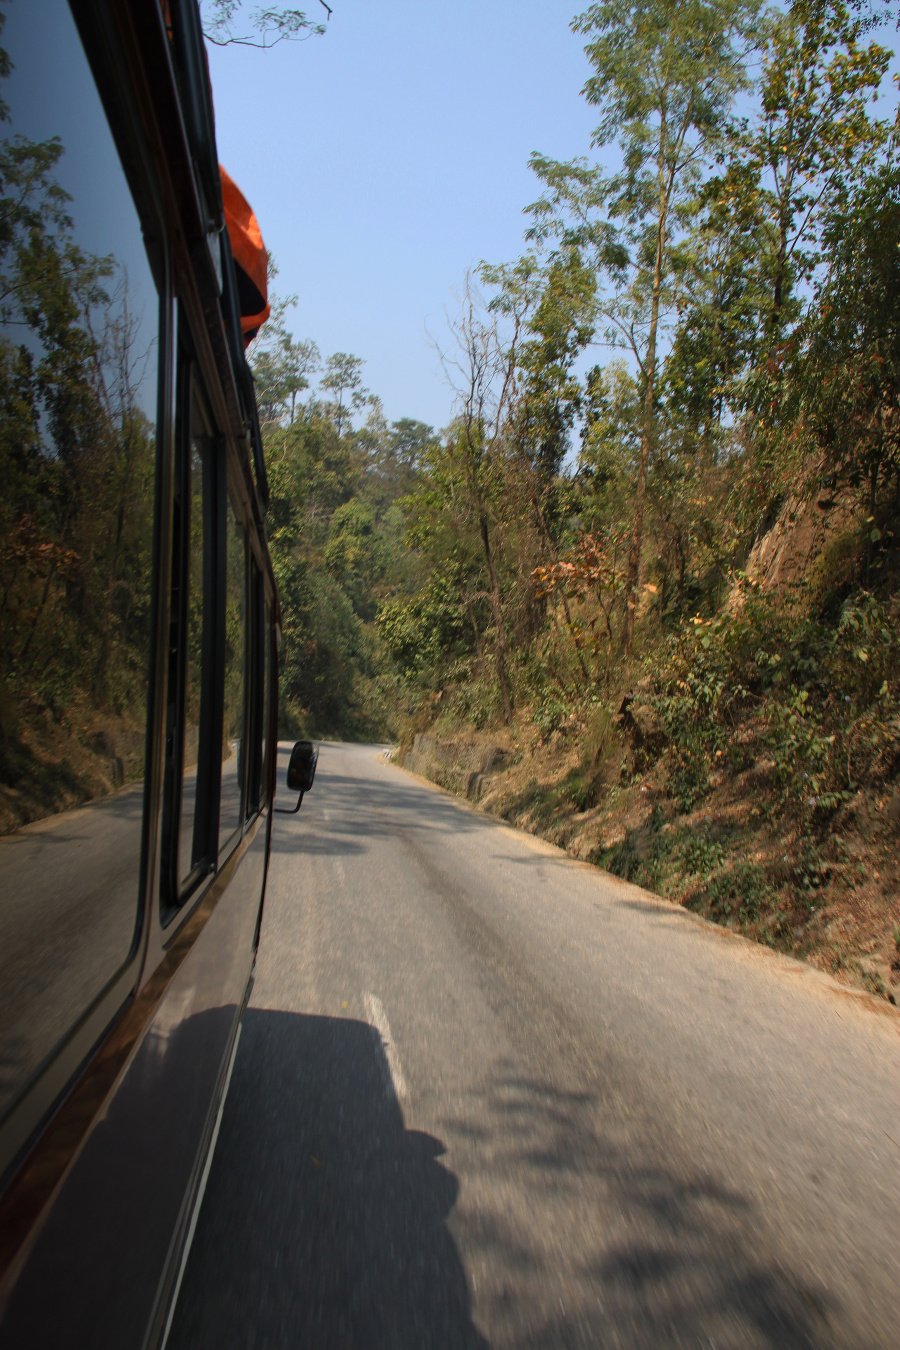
[219,496,246,850]
[177,422,209,886]
[0,0,157,1117]
[261,596,272,810]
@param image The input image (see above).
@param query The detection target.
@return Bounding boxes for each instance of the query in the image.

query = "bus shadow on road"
[168,1009,487,1350]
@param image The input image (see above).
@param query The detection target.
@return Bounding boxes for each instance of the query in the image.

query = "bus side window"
[262,596,273,810]
[261,599,272,804]
[0,0,159,1142]
[219,494,246,851]
[246,561,263,817]
[162,366,216,909]
[245,566,273,817]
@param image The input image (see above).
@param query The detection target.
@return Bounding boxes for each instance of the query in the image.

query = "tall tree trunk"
[620,81,695,654]
[623,190,665,655]
[676,531,687,614]
[479,513,513,720]
[865,465,879,587]
[772,178,792,332]
[772,229,787,328]
[463,591,483,659]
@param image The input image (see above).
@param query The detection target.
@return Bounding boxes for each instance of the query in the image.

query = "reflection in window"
[219,498,245,850]
[260,595,272,814]
[0,1,157,1118]
[245,562,266,817]
[177,426,208,886]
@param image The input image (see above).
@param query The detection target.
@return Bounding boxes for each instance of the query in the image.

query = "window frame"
[218,485,250,855]
[159,321,269,920]
[160,333,224,918]
[246,559,267,818]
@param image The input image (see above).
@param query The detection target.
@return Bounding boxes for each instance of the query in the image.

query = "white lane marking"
[364,993,408,1101]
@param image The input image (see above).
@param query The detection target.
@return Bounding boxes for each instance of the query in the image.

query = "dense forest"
[258,0,900,998]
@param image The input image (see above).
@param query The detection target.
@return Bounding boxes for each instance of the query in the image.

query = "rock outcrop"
[401,734,509,800]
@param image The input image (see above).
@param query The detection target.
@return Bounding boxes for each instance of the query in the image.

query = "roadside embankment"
[401,733,510,801]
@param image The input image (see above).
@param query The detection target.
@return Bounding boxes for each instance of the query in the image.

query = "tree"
[794,154,900,584]
[723,0,890,335]
[320,351,369,436]
[324,497,381,620]
[480,250,597,678]
[528,0,761,651]
[250,291,319,425]
[202,1,331,49]
[435,276,532,719]
[662,169,770,454]
[361,415,437,516]
[492,246,595,496]
[386,417,437,478]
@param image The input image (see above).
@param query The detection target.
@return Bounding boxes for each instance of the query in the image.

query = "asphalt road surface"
[168,741,899,1350]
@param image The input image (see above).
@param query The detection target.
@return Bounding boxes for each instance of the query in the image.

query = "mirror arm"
[274,790,304,815]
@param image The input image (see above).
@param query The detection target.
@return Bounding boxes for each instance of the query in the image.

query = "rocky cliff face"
[733,483,858,603]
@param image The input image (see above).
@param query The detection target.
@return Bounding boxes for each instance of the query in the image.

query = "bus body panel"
[0,0,281,1342]
[0,816,268,1349]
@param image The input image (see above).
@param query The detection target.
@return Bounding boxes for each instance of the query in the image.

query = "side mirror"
[287,740,318,792]
[275,740,318,814]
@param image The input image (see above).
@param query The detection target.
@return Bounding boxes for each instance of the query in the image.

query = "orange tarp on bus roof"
[220,165,270,346]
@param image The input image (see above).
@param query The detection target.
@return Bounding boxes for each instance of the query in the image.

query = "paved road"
[169,741,900,1349]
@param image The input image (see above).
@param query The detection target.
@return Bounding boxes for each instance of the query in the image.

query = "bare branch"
[202,2,329,49]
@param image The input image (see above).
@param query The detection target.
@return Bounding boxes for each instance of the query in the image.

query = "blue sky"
[206,2,599,431]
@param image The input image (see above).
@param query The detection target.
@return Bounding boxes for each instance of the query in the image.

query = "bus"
[0,2,304,1343]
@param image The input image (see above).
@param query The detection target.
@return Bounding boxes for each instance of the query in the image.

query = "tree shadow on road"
[168,1010,486,1350]
[268,768,492,859]
[443,1070,839,1349]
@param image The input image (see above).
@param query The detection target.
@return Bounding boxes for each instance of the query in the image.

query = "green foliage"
[526,0,764,649]
[363,417,438,518]
[654,586,900,826]
[325,498,381,619]
[727,0,889,329]
[251,289,320,427]
[691,860,778,933]
[531,689,571,741]
[503,246,596,484]
[793,158,900,574]
[378,565,471,682]
[320,351,369,437]
[444,675,501,730]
